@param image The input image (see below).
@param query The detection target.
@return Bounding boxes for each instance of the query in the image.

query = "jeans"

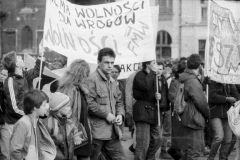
[180,127,204,160]
[228,134,236,156]
[134,122,162,160]
[90,138,126,160]
[0,123,14,160]
[208,118,232,160]
[160,110,171,151]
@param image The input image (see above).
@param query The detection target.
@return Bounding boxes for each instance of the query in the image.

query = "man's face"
[157,64,164,76]
[0,69,8,82]
[16,56,25,69]
[147,60,157,72]
[98,56,115,76]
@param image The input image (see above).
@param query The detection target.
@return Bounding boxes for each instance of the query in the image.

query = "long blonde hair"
[58,59,90,93]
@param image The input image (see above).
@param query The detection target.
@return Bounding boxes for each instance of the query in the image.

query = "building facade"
[0,0,46,58]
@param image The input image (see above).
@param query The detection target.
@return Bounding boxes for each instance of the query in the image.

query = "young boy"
[1,51,45,160]
[10,89,56,160]
[43,92,83,160]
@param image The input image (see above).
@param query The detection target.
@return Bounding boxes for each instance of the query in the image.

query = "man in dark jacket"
[1,51,45,160]
[208,80,238,160]
[179,54,210,160]
[132,60,162,160]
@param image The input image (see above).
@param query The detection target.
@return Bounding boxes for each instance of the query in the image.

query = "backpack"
[173,82,187,121]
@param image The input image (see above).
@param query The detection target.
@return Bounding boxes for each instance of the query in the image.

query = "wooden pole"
[156,75,161,126]
[38,40,44,90]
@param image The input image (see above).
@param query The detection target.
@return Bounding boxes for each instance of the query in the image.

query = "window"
[201,0,208,22]
[158,0,173,20]
[201,0,208,4]
[21,26,33,50]
[2,30,17,55]
[201,7,207,22]
[199,39,206,61]
[156,31,172,60]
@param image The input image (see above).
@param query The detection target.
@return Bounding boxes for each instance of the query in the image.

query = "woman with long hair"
[58,59,91,160]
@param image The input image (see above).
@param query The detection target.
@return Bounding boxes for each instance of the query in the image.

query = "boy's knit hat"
[49,92,70,112]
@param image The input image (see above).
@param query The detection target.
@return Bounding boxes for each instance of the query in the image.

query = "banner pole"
[206,84,209,103]
[38,40,44,90]
[156,75,161,126]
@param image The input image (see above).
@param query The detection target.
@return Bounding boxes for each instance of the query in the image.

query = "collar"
[184,68,198,77]
[9,73,23,78]
[97,68,114,82]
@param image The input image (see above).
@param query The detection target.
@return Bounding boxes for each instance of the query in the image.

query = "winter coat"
[10,115,56,160]
[132,70,157,124]
[132,70,169,124]
[86,68,125,140]
[3,59,45,124]
[209,80,239,119]
[59,85,92,156]
[42,114,74,160]
[179,69,210,129]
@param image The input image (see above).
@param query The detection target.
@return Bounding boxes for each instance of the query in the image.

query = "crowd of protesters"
[0,47,239,160]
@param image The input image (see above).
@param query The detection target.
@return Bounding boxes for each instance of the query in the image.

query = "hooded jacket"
[179,69,210,128]
[42,113,75,160]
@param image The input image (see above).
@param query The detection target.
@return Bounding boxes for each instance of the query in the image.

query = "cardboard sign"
[205,0,240,84]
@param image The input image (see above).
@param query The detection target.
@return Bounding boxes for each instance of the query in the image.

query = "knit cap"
[49,92,70,112]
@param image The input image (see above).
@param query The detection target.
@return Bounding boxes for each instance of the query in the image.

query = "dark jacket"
[133,70,157,124]
[209,80,239,119]
[179,69,210,128]
[132,70,169,124]
[159,75,170,112]
[3,59,45,124]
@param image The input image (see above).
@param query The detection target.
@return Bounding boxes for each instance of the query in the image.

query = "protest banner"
[205,0,240,84]
[43,0,158,79]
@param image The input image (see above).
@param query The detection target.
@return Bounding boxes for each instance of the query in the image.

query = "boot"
[160,149,172,159]
[167,148,182,160]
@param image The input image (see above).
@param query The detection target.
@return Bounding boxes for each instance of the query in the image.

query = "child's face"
[59,104,72,118]
[36,100,49,117]
[16,56,25,69]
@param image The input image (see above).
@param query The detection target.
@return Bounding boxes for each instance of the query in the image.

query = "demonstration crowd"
[0,47,239,160]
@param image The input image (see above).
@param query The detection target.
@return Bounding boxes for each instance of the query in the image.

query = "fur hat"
[49,92,70,112]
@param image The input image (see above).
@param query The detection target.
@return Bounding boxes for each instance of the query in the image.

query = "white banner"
[205,0,240,84]
[43,0,156,70]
